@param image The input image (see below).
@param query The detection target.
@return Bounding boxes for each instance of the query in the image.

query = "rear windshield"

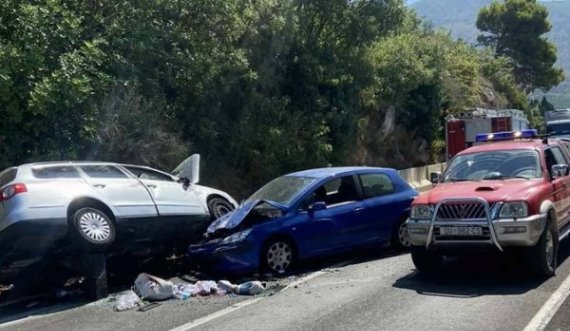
[0,168,17,187]
[32,166,80,179]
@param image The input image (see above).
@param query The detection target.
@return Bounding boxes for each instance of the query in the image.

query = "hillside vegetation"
[0,0,535,197]
[412,0,570,107]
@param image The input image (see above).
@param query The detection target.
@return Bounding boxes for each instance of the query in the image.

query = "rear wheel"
[71,207,116,251]
[528,218,558,277]
[391,217,412,250]
[411,246,443,273]
[207,197,235,220]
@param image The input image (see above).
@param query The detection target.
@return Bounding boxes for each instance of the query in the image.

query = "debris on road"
[134,273,174,301]
[114,290,143,312]
[0,284,14,294]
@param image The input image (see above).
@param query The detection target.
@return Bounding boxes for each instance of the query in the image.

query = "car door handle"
[93,184,106,189]
[146,184,157,189]
[354,207,364,213]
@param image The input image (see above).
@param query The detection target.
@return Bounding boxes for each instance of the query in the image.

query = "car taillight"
[0,183,27,201]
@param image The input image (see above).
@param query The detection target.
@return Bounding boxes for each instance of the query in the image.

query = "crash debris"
[113,273,266,312]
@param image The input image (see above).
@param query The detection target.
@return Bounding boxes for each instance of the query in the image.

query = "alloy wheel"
[398,220,412,248]
[79,211,112,242]
[545,229,555,268]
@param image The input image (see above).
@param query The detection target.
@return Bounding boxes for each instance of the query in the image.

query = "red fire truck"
[445,108,530,160]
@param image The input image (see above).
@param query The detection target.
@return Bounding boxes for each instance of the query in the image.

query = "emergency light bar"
[475,129,538,143]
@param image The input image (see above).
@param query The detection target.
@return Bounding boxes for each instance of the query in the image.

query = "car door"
[77,164,157,219]
[546,146,570,227]
[122,166,206,217]
[357,172,403,244]
[295,175,367,255]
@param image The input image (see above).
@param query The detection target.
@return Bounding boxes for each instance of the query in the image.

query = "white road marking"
[169,260,352,331]
[523,272,570,331]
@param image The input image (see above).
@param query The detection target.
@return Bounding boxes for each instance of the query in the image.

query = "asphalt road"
[4,243,570,331]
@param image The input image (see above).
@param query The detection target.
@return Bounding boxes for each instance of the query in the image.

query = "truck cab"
[407,129,570,277]
[546,109,570,138]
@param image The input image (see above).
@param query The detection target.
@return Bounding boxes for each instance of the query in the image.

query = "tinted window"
[360,173,394,198]
[80,165,128,179]
[551,147,568,164]
[32,166,80,179]
[0,168,17,187]
[124,166,173,182]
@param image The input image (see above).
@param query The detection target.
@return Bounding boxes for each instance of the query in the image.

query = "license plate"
[439,226,483,236]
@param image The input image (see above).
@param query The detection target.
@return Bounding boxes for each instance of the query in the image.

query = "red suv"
[407,130,570,277]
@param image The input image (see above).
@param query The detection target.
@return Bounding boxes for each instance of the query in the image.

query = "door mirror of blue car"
[308,201,327,213]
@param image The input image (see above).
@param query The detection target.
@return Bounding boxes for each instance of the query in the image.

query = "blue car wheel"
[262,239,296,274]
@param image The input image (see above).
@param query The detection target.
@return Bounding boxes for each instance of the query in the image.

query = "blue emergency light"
[475,129,538,143]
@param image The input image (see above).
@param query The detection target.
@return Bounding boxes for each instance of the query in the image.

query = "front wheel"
[261,239,296,274]
[411,246,443,273]
[528,219,558,278]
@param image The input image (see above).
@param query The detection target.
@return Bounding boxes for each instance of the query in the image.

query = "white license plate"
[439,226,483,236]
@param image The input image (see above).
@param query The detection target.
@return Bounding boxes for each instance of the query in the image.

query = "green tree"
[476,0,564,93]
[539,96,555,116]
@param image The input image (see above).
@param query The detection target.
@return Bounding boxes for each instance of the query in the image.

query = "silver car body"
[0,157,237,272]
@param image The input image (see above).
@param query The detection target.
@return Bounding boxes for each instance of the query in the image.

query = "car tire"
[528,218,558,278]
[71,207,116,252]
[410,246,443,273]
[391,216,412,250]
[207,196,235,220]
[261,238,297,275]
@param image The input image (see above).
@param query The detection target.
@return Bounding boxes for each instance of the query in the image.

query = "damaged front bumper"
[188,238,260,274]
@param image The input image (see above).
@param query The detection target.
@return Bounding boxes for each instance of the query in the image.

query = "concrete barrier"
[398,162,447,190]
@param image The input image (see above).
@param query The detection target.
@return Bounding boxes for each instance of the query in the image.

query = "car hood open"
[206,199,287,234]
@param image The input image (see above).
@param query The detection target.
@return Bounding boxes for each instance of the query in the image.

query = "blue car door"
[357,172,408,243]
[293,175,367,256]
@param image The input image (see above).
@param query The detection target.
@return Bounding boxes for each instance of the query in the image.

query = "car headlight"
[221,229,251,244]
[410,205,433,219]
[499,202,528,218]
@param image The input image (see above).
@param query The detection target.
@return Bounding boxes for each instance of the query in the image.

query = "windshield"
[246,176,317,206]
[547,122,570,136]
[444,149,542,182]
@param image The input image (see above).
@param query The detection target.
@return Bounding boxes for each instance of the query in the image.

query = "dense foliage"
[0,0,543,197]
[477,0,564,93]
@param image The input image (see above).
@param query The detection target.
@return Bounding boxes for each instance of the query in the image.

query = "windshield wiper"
[482,175,530,180]
[445,178,470,183]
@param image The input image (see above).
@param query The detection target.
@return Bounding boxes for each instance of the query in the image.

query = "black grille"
[436,202,493,220]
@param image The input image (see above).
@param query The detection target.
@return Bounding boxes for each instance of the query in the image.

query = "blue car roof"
[287,166,396,179]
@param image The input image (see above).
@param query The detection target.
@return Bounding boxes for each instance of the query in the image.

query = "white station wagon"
[0,155,237,279]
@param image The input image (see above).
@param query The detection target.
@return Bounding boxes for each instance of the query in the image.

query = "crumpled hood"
[414,180,543,205]
[206,199,287,234]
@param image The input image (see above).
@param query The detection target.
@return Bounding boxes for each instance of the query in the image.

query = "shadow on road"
[392,240,570,298]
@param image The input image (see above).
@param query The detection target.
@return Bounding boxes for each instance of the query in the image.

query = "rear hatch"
[0,167,18,220]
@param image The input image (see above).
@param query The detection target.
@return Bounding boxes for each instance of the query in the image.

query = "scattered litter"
[0,284,14,294]
[114,290,143,312]
[236,281,265,295]
[173,283,199,300]
[217,280,238,293]
[134,273,174,301]
[195,281,219,296]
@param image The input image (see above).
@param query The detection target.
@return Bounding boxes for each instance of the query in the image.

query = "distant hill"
[411,0,570,108]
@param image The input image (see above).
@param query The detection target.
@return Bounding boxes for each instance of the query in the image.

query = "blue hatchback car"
[188,167,418,274]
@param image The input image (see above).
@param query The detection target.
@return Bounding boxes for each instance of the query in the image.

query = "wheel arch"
[540,200,558,234]
[67,197,117,227]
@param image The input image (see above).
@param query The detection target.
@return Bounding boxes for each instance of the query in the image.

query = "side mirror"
[430,172,442,184]
[552,164,569,179]
[308,201,327,214]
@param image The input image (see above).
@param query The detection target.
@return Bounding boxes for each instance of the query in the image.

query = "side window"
[359,173,394,199]
[299,176,359,210]
[32,166,80,179]
[0,168,17,187]
[80,165,128,179]
[551,147,568,164]
[124,166,174,182]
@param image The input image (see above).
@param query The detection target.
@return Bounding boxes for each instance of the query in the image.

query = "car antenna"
[540,133,551,145]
